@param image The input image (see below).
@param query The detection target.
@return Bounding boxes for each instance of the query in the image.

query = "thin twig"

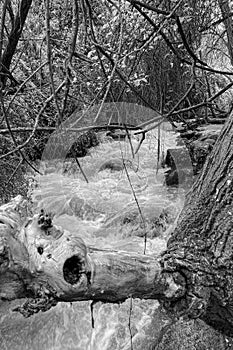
[44,0,62,125]
[128,296,134,350]
[44,0,88,183]
[175,16,207,66]
[5,61,48,113]
[0,80,66,160]
[6,158,24,185]
[85,0,116,102]
[130,0,206,67]
[115,1,180,102]
[0,90,41,174]
[93,7,123,124]
[123,123,135,159]
[120,147,147,255]
[61,0,79,116]
[128,0,233,76]
[170,80,233,116]
[97,44,161,114]
[135,79,233,136]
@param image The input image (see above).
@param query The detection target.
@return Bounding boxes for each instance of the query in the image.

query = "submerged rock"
[101,201,180,239]
[99,159,124,172]
[66,130,99,158]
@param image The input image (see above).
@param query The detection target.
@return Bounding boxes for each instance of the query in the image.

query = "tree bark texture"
[161,114,233,335]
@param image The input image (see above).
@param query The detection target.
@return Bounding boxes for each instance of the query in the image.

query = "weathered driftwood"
[0,196,185,317]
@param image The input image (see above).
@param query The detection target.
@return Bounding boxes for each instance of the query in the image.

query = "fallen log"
[0,196,185,317]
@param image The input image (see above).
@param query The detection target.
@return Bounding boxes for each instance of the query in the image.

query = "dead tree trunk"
[0,114,233,336]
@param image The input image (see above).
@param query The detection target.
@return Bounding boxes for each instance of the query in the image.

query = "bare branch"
[0,89,41,174]
[128,0,233,76]
[0,80,66,160]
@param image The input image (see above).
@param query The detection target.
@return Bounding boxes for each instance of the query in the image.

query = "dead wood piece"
[0,196,186,317]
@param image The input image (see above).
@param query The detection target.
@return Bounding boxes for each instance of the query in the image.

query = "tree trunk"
[161,114,233,335]
[0,0,32,86]
[218,0,233,65]
[0,114,233,337]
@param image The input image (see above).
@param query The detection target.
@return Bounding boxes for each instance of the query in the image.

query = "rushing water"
[0,125,192,350]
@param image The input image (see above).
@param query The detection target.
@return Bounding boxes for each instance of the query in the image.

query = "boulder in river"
[164,123,223,186]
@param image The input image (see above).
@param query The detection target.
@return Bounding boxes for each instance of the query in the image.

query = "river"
[0,123,191,350]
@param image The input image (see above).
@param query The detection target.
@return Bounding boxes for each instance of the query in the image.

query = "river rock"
[165,168,194,186]
[106,129,127,140]
[99,159,124,172]
[164,123,223,185]
[101,201,180,239]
